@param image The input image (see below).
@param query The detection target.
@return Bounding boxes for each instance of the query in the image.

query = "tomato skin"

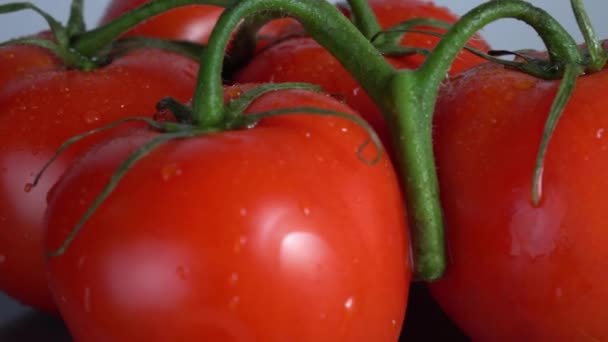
[99,0,300,46]
[0,48,198,312]
[44,87,411,341]
[430,62,608,340]
[0,33,60,88]
[234,0,490,146]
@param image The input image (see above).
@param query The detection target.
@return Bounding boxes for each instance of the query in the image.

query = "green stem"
[72,0,232,57]
[66,0,86,36]
[388,0,582,280]
[571,0,607,72]
[192,0,393,126]
[346,0,382,39]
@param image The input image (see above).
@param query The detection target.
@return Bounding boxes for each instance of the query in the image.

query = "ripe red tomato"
[99,0,301,46]
[0,48,198,312]
[430,62,608,340]
[234,0,490,146]
[44,86,411,341]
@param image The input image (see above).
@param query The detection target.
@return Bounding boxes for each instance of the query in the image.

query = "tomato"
[0,48,198,312]
[234,0,490,147]
[429,62,608,340]
[99,0,301,46]
[44,86,411,341]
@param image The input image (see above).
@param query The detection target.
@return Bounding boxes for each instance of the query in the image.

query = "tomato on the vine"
[430,62,608,340]
[44,86,411,341]
[0,48,198,312]
[235,0,490,146]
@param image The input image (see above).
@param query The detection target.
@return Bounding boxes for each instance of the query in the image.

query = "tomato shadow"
[0,311,72,342]
[400,282,470,341]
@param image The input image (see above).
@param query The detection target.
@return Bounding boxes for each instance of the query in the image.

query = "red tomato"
[99,0,301,46]
[234,0,490,147]
[430,62,608,340]
[0,48,198,312]
[44,86,411,341]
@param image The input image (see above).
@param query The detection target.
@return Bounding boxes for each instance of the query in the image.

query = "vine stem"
[346,0,382,39]
[392,0,582,279]
[192,0,583,281]
[192,0,393,126]
[570,0,607,72]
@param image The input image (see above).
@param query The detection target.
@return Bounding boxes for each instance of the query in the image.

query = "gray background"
[0,0,607,340]
[0,1,607,50]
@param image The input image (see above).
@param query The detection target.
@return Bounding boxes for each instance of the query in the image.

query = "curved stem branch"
[388,0,582,280]
[418,0,581,102]
[192,0,393,126]
[571,0,606,72]
[346,0,382,39]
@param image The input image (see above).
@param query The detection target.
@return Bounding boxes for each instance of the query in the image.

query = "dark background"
[0,283,469,341]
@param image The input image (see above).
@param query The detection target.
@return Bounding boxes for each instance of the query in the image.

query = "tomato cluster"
[1,0,606,341]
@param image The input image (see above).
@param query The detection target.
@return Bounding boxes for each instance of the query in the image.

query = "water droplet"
[0,255,6,264]
[391,319,398,328]
[239,208,248,216]
[228,272,239,286]
[340,127,349,133]
[176,266,190,280]
[319,313,328,320]
[352,87,361,96]
[233,236,248,253]
[83,111,101,125]
[304,132,312,139]
[302,207,311,216]
[77,256,86,270]
[84,287,91,313]
[555,287,563,298]
[596,128,604,139]
[344,296,354,311]
[120,104,126,109]
[161,163,183,181]
[229,296,240,310]
[23,183,33,193]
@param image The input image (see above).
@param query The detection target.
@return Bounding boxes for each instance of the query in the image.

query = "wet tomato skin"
[44,87,411,341]
[0,49,198,312]
[430,62,608,341]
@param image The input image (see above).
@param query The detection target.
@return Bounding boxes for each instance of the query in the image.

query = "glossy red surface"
[431,62,608,340]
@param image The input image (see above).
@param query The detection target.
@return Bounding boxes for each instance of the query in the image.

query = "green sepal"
[0,2,69,47]
[531,64,582,205]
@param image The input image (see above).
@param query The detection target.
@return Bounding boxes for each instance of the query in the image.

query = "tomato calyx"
[0,0,236,70]
[0,0,96,69]
[37,81,382,257]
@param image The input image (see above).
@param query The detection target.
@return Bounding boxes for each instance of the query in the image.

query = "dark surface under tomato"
[0,285,469,341]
